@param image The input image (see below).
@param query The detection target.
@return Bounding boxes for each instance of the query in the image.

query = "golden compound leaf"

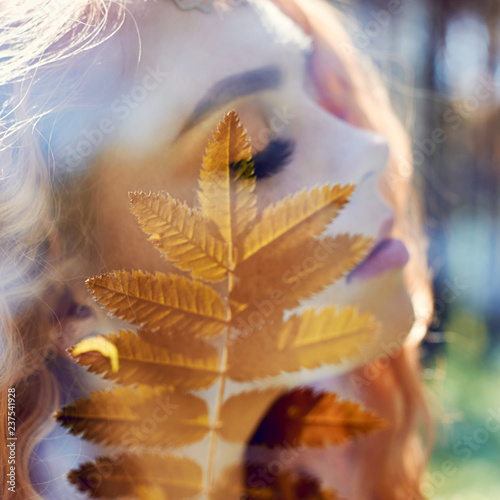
[66,110,387,499]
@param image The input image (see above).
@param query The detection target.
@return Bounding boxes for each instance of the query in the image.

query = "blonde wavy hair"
[0,1,433,498]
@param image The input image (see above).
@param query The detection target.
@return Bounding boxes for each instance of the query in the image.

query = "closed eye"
[251,138,296,179]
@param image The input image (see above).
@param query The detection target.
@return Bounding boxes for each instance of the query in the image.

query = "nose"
[284,100,393,239]
[290,99,390,188]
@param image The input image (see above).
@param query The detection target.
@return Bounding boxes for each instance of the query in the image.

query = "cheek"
[253,173,303,213]
[93,202,169,274]
[90,159,181,273]
[95,215,169,273]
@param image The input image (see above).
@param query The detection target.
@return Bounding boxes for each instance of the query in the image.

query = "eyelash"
[239,139,296,180]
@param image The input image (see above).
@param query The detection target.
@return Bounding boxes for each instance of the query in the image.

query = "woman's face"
[69,0,414,374]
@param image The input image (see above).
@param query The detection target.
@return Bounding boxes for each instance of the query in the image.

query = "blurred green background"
[332,0,500,497]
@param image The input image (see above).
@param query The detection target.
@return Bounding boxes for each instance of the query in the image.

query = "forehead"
[140,0,311,58]
[111,0,311,150]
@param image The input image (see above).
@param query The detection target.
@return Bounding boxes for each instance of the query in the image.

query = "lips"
[346,238,409,282]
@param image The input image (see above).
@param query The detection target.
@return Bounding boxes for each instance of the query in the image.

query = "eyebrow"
[179,65,282,135]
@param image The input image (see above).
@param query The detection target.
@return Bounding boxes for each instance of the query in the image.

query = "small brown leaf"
[55,386,210,448]
[68,452,202,499]
[298,392,386,447]
[248,388,386,448]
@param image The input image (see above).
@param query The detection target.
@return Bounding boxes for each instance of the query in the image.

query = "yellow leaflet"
[231,233,373,313]
[87,270,226,338]
[197,110,257,246]
[130,191,229,282]
[71,330,220,390]
[228,306,378,382]
[243,183,355,260]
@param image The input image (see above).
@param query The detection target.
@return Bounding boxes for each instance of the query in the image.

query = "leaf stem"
[206,268,233,496]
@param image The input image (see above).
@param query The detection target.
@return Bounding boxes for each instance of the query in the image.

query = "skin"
[57,1,415,495]
[71,0,413,357]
